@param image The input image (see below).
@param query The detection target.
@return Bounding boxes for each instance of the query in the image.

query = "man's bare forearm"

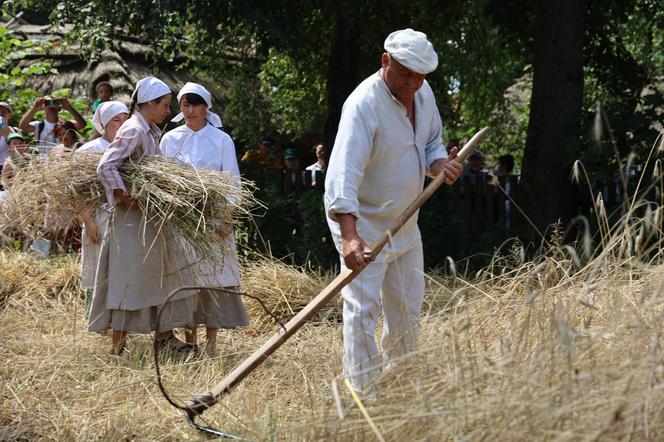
[337,213,358,239]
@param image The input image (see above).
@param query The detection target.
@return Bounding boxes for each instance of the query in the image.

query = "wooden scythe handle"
[185,127,490,416]
[364,127,490,260]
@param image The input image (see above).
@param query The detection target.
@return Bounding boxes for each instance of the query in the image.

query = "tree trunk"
[323,3,360,157]
[517,0,585,244]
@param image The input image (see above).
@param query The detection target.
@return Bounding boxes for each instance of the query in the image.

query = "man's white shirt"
[324,71,446,254]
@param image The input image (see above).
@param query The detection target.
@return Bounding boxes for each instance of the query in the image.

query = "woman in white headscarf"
[160,82,248,356]
[77,101,129,316]
[89,76,198,355]
[78,101,129,153]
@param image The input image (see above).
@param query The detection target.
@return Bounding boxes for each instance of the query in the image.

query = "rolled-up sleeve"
[324,100,375,221]
[424,103,447,175]
[97,127,142,207]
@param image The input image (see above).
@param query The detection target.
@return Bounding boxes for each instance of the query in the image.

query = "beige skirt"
[88,294,196,333]
[87,205,198,334]
[193,286,249,329]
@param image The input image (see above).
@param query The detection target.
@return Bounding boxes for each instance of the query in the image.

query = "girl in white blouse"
[160,82,248,356]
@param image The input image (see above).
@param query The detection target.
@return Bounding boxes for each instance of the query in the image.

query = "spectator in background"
[19,96,86,155]
[462,149,486,179]
[48,119,84,254]
[460,150,486,237]
[283,147,301,172]
[305,143,326,187]
[283,147,302,185]
[92,81,113,113]
[0,101,20,170]
[495,154,514,178]
[241,135,283,170]
[1,131,30,249]
[52,121,82,153]
[88,82,116,141]
[445,138,459,156]
[281,147,306,197]
[492,153,516,228]
[1,132,29,189]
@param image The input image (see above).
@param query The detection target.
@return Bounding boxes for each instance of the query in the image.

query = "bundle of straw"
[0,152,256,258]
[241,258,340,328]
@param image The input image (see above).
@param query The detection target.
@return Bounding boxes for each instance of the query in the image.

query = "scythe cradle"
[154,127,490,436]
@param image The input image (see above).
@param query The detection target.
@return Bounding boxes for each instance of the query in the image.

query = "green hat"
[283,148,297,160]
[7,132,25,142]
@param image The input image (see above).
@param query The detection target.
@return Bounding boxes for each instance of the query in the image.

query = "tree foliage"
[17,0,529,148]
[0,17,57,126]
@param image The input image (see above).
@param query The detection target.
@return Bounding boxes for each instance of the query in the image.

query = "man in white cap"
[324,28,463,395]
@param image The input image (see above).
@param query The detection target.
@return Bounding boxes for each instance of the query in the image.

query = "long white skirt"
[177,234,248,329]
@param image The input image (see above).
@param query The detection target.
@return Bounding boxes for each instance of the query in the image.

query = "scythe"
[154,127,490,438]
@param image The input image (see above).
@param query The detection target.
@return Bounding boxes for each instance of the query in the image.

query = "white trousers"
[341,240,425,394]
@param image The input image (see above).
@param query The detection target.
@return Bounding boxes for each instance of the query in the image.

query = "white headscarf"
[131,76,171,104]
[384,28,438,75]
[171,82,223,128]
[92,101,129,133]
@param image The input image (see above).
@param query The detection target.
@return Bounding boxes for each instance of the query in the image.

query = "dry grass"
[0,249,81,307]
[2,230,664,440]
[3,150,664,439]
[241,258,340,329]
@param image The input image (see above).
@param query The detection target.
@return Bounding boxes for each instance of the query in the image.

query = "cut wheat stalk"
[0,152,258,260]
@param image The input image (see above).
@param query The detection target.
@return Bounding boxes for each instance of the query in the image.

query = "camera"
[43,98,62,108]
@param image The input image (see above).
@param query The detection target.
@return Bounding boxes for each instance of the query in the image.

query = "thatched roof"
[4,21,229,111]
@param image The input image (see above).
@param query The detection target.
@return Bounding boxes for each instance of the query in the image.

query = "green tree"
[0,22,57,126]
[15,0,664,256]
[19,0,525,149]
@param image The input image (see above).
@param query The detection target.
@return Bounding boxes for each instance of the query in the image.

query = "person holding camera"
[18,96,86,155]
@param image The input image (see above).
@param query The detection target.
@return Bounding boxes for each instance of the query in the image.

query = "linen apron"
[87,205,198,333]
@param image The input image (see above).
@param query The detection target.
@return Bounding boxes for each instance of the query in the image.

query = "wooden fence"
[440,174,520,237]
[279,170,522,238]
[279,168,639,232]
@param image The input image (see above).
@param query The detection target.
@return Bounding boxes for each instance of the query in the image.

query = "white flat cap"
[384,28,438,75]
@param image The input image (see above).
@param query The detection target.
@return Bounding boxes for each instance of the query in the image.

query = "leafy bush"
[0,25,57,126]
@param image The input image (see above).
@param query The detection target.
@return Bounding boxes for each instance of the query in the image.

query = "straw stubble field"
[1,243,664,440]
